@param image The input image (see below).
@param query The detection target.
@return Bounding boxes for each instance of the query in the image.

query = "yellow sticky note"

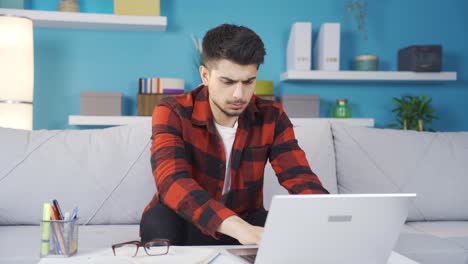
[114,0,160,16]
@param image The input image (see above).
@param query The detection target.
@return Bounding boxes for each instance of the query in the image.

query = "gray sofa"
[1,118,467,264]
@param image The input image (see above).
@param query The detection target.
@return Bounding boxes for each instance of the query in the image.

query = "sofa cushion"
[332,124,468,221]
[0,123,154,225]
[395,232,468,264]
[406,221,468,251]
[263,119,338,209]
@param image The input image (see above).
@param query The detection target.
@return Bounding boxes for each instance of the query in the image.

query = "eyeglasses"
[111,239,170,257]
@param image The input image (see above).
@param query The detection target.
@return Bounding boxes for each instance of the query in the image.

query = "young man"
[140,24,328,246]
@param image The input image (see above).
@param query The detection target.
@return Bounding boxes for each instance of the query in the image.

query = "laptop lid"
[254,193,416,264]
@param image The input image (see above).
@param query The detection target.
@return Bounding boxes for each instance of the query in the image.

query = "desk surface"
[38,245,419,264]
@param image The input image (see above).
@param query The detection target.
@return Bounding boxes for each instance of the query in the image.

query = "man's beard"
[212,99,247,117]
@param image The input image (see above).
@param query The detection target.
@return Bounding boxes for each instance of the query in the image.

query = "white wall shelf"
[280,70,457,82]
[69,115,374,127]
[0,8,167,31]
[293,118,374,127]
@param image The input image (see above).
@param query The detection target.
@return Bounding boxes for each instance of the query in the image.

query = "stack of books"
[138,77,184,95]
[137,77,185,116]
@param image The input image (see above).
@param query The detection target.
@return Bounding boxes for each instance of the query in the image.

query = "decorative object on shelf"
[353,54,378,71]
[398,45,442,72]
[0,15,34,130]
[190,34,203,71]
[346,0,368,40]
[332,98,352,118]
[287,22,312,71]
[114,0,160,16]
[313,23,340,71]
[80,91,122,116]
[390,95,437,131]
[137,94,176,116]
[279,95,320,118]
[255,80,274,95]
[138,77,184,94]
[58,0,79,12]
[255,80,275,101]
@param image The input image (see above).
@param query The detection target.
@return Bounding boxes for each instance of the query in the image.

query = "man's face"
[200,59,258,118]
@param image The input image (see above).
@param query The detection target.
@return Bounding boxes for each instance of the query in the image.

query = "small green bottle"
[333,98,352,118]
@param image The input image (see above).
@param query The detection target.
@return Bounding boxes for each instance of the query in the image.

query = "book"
[159,78,184,94]
[287,22,312,71]
[138,78,184,94]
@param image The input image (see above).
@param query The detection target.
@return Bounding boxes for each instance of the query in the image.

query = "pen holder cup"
[40,218,79,258]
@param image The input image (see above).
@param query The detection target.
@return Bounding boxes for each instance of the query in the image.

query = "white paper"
[38,246,220,264]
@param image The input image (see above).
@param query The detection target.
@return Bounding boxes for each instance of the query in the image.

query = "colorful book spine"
[138,78,185,94]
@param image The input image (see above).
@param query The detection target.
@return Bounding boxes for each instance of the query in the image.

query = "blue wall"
[22,0,468,131]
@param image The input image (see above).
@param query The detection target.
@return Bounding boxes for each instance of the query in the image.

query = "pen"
[70,206,79,220]
[52,199,64,220]
[63,212,70,254]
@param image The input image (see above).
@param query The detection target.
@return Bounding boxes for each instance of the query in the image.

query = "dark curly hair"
[201,24,266,69]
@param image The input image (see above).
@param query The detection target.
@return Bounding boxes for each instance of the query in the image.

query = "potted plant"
[390,95,438,131]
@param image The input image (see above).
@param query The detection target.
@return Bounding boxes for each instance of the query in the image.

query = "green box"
[255,80,274,95]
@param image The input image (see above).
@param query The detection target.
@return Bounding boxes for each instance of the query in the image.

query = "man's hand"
[217,215,264,245]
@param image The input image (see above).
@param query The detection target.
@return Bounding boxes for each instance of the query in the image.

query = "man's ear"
[199,65,209,86]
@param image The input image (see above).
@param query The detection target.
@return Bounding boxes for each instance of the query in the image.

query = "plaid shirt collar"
[191,85,259,133]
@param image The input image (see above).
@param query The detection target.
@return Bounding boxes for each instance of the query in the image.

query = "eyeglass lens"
[113,243,140,257]
[144,240,169,256]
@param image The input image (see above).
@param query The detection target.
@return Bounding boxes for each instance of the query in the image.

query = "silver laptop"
[226,193,416,264]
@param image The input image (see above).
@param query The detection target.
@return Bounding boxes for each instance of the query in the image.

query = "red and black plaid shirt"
[144,85,328,238]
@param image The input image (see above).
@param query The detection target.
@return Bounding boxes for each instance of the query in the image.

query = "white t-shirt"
[214,121,238,195]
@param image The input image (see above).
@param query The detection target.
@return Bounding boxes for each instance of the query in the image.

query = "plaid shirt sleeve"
[269,103,329,194]
[150,103,237,238]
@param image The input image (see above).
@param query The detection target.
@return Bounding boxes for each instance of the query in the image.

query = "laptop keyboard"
[226,248,258,263]
[239,254,257,263]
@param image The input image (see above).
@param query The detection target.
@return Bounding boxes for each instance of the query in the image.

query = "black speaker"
[398,45,442,72]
